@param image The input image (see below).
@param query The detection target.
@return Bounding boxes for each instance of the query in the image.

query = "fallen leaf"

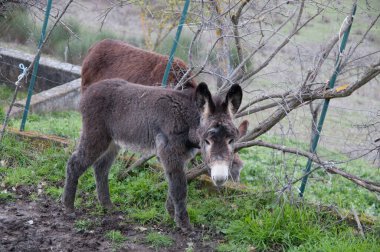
[335,84,349,92]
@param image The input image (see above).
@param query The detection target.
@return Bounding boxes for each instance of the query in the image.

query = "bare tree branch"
[231,0,251,72]
[240,60,380,142]
[342,12,380,70]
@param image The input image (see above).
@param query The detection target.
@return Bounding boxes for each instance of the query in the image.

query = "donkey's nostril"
[212,176,228,187]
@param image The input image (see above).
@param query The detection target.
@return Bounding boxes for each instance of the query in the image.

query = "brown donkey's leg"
[93,142,119,210]
[62,135,111,213]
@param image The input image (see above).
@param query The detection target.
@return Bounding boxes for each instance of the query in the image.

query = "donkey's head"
[195,83,243,187]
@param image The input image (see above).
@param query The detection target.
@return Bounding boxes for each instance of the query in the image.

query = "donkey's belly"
[113,139,156,155]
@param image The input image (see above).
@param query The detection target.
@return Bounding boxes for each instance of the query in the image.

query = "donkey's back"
[81,39,196,92]
[80,79,199,153]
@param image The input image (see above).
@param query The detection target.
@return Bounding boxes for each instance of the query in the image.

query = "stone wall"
[0,48,81,92]
[10,78,81,117]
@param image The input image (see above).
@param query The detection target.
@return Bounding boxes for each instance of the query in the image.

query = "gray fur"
[62,79,242,232]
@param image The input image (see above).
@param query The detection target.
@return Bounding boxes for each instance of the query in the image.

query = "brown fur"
[81,39,196,92]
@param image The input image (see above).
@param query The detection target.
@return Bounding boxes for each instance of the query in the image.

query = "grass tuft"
[145,231,173,248]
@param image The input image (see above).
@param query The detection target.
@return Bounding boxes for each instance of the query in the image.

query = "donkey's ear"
[238,120,249,138]
[195,82,215,116]
[225,84,242,115]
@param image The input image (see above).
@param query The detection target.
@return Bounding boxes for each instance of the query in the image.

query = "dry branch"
[351,206,365,238]
[237,91,291,113]
[117,154,155,181]
[1,125,70,147]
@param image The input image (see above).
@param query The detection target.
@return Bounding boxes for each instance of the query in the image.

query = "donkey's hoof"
[102,203,115,211]
[179,224,194,235]
[63,209,76,219]
[166,208,175,219]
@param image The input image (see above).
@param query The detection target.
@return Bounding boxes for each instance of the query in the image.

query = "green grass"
[145,231,174,248]
[0,191,15,203]
[9,111,82,138]
[0,111,379,251]
[105,230,127,251]
[74,219,94,232]
[105,230,127,243]
[0,84,27,109]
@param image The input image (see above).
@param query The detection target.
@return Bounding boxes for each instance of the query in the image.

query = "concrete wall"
[10,78,81,117]
[0,48,81,92]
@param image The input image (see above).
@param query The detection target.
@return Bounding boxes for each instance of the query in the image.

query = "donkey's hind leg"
[62,135,111,213]
[93,142,119,210]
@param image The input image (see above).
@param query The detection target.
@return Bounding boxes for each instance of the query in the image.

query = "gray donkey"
[81,39,248,182]
[62,79,243,232]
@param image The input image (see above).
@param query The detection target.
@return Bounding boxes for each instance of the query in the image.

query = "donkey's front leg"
[156,134,192,232]
[165,166,192,232]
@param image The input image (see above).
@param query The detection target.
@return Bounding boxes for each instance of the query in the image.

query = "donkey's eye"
[205,139,211,145]
[228,139,235,145]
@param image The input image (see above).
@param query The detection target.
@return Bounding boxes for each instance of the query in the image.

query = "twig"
[342,12,380,69]
[231,0,251,72]
[209,0,231,87]
[351,205,365,238]
[235,99,291,118]
[237,91,291,113]
[220,4,300,92]
[240,6,319,83]
[117,154,155,181]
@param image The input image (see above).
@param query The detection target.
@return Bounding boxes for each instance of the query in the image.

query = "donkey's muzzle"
[212,176,228,187]
[210,161,229,187]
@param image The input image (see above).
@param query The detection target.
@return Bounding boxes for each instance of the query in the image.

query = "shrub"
[0,7,32,43]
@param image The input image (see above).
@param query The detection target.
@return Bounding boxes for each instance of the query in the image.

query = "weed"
[0,106,4,122]
[0,84,27,109]
[45,186,63,200]
[105,230,127,251]
[74,219,94,232]
[0,191,15,203]
[145,231,173,248]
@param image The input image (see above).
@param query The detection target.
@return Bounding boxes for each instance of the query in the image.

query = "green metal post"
[299,3,357,197]
[20,0,53,131]
[161,0,190,88]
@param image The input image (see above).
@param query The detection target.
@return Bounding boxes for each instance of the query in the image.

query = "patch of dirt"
[0,193,222,251]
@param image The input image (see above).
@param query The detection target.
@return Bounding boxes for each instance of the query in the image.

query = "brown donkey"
[81,39,248,181]
[63,79,243,232]
[81,39,197,92]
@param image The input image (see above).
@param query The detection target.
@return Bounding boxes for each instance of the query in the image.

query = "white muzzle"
[210,161,229,187]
